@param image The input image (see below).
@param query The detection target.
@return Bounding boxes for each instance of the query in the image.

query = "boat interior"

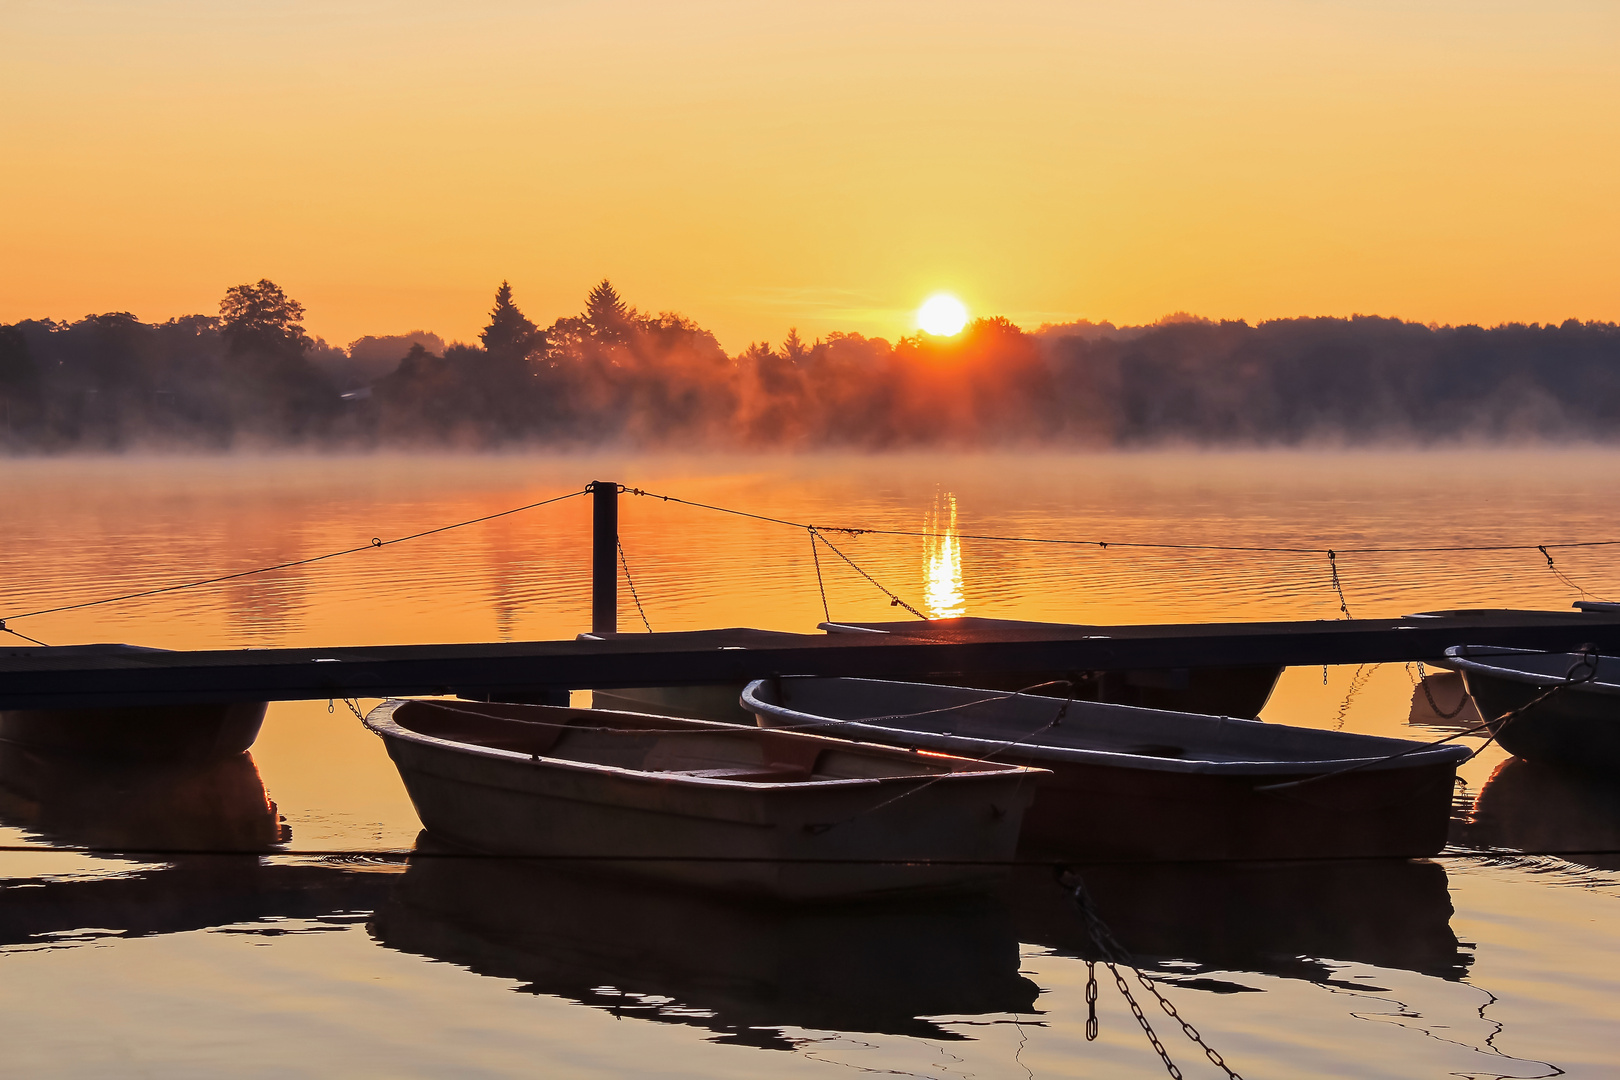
[753,677,1455,764]
[386,700,991,783]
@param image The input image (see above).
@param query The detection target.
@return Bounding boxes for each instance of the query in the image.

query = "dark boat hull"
[1458,668,1620,775]
[0,701,268,763]
[747,676,1468,862]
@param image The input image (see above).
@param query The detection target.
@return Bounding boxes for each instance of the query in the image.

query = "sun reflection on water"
[923,490,965,619]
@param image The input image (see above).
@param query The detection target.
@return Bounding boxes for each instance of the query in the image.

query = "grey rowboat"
[364,698,1046,900]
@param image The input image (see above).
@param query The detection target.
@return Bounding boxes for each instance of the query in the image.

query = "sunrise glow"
[917,294,969,337]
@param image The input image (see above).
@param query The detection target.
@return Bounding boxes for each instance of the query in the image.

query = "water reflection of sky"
[4,452,1620,1075]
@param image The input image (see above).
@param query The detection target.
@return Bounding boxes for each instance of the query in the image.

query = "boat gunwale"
[743,678,1473,774]
[1445,645,1620,697]
[364,698,1047,791]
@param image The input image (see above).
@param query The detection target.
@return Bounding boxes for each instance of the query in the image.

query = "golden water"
[3,450,1620,1077]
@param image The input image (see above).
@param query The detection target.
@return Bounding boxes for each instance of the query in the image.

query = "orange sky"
[3,1,1616,351]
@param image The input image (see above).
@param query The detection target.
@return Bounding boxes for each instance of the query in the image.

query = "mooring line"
[0,486,589,627]
[619,484,1620,557]
[0,621,50,646]
[1256,644,1601,793]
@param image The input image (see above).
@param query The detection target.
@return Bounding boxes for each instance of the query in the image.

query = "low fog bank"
[3,281,1618,452]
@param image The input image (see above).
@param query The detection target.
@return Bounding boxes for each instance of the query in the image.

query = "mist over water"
[7,280,1620,452]
[4,449,1620,1077]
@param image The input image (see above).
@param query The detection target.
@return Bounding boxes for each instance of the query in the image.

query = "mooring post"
[590,480,618,635]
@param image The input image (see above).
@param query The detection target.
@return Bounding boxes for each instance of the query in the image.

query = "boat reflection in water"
[1465,756,1620,872]
[1003,859,1468,985]
[1406,670,1485,731]
[368,839,1039,1047]
[0,742,287,852]
[0,745,398,947]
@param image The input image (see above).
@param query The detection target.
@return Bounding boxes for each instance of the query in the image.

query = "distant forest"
[3,279,1619,450]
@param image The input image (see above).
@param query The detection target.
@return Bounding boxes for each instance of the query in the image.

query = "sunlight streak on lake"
[922,489,965,619]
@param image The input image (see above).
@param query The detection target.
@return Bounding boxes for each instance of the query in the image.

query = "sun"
[917,293,969,337]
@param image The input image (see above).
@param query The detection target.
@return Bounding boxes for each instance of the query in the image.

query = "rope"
[798,682,1076,834]
[1256,645,1601,793]
[388,679,1076,741]
[1541,545,1613,602]
[0,621,49,646]
[1,487,590,626]
[620,484,1620,557]
[617,539,653,633]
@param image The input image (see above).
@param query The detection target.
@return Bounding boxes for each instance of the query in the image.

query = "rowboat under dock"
[744,676,1472,861]
[363,698,1046,900]
[1446,644,1620,775]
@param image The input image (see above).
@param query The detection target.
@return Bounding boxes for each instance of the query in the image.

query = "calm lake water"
[3,450,1620,1078]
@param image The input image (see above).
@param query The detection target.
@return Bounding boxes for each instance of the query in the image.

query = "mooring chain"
[617,538,653,633]
[1412,660,1472,720]
[809,527,926,618]
[1085,962,1100,1041]
[808,528,831,622]
[1327,549,1352,618]
[1064,871,1244,1080]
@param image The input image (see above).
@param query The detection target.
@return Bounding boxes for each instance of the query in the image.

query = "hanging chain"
[1085,961,1100,1041]
[808,528,830,622]
[810,528,926,618]
[617,538,653,633]
[1327,549,1352,618]
[1064,871,1244,1080]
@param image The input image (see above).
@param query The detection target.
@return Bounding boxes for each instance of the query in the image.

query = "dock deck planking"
[2,611,1618,710]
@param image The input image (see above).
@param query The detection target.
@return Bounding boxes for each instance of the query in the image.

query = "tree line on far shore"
[3,279,1619,450]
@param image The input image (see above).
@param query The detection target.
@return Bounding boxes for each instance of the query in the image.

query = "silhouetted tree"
[219,279,311,358]
[584,279,631,342]
[215,280,337,436]
[782,327,810,363]
[480,281,542,362]
[0,324,41,437]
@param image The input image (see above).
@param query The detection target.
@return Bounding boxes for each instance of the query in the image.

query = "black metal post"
[591,480,618,635]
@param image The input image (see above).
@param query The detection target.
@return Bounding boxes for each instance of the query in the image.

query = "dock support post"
[591,480,618,635]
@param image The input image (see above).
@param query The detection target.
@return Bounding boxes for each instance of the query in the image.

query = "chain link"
[1085,961,1099,1041]
[1327,549,1352,618]
[1064,870,1244,1080]
[1108,961,1182,1079]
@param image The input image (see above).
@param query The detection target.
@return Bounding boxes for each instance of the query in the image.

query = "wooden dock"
[2,610,1617,710]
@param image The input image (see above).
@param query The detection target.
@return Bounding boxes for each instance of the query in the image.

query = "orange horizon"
[4,1,1616,352]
